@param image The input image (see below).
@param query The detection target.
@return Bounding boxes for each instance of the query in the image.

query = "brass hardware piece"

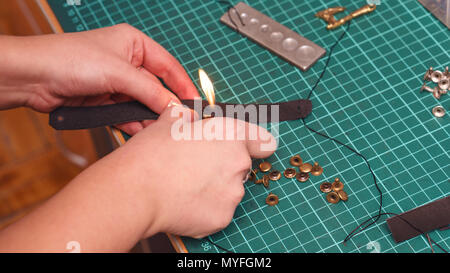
[296,172,309,182]
[315,4,376,30]
[332,177,344,192]
[326,192,340,204]
[310,162,323,176]
[262,174,270,188]
[424,67,433,81]
[438,78,449,91]
[420,82,443,99]
[444,66,450,78]
[269,170,282,181]
[248,169,257,181]
[320,182,333,193]
[290,155,303,166]
[432,106,445,118]
[255,178,263,185]
[284,168,297,178]
[299,163,313,173]
[259,162,272,172]
[431,70,443,83]
[266,193,279,206]
[338,190,348,201]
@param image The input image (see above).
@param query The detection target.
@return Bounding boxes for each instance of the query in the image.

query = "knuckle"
[217,217,231,230]
[116,23,132,30]
[231,154,252,171]
[234,186,245,202]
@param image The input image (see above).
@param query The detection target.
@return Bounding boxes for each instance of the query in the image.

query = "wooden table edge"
[36,0,189,254]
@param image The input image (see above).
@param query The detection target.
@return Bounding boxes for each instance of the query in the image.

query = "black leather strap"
[49,99,312,130]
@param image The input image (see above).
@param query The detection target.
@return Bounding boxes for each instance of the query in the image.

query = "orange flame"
[198,69,215,106]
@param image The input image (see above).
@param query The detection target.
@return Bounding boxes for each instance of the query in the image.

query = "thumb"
[244,122,277,158]
[221,118,277,158]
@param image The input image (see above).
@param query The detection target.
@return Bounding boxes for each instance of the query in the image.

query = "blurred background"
[0,0,173,252]
[0,0,100,230]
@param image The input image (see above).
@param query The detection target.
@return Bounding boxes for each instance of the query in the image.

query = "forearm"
[0,36,35,110]
[0,146,159,253]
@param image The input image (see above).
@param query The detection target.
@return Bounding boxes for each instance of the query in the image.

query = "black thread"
[205,237,233,253]
[217,0,245,32]
[302,21,447,253]
[209,2,448,254]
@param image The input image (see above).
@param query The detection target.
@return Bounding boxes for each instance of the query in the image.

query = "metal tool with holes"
[220,2,326,71]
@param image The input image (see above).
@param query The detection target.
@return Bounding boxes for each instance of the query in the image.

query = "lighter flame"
[198,69,215,106]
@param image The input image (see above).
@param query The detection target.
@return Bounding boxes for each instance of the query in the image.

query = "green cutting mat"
[49,0,449,253]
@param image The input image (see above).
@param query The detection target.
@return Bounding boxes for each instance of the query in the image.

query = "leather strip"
[49,99,312,130]
[386,196,450,243]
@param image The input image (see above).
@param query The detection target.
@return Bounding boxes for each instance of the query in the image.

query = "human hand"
[115,104,277,239]
[0,103,276,252]
[0,24,198,135]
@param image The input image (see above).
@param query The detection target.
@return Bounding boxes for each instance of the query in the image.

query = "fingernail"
[167,100,181,108]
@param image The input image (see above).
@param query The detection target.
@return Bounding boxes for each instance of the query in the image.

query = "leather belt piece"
[386,196,450,243]
[49,99,312,130]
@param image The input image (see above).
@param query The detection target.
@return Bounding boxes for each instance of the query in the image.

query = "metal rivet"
[443,66,449,78]
[338,190,348,201]
[283,168,297,178]
[431,71,443,83]
[259,162,272,172]
[320,182,333,193]
[255,178,263,185]
[420,82,434,93]
[310,162,323,176]
[332,177,344,192]
[438,78,449,90]
[269,170,281,181]
[290,155,302,166]
[432,106,445,118]
[266,193,279,206]
[299,163,313,173]
[423,67,433,81]
[248,169,257,181]
[326,192,340,204]
[296,172,309,182]
[433,87,442,99]
[262,174,270,188]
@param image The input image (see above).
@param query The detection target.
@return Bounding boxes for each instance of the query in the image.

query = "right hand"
[116,104,277,239]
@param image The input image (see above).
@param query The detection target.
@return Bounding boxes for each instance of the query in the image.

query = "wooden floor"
[0,1,98,229]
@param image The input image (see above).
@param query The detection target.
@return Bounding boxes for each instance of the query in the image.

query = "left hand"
[0,24,199,135]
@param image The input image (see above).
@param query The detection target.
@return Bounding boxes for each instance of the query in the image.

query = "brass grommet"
[332,177,344,192]
[269,170,281,181]
[338,190,348,201]
[320,182,332,193]
[266,193,279,206]
[310,162,323,176]
[326,192,340,204]
[299,163,313,173]
[262,174,270,188]
[259,162,272,172]
[296,172,309,182]
[283,168,297,178]
[290,155,302,166]
[255,179,263,185]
